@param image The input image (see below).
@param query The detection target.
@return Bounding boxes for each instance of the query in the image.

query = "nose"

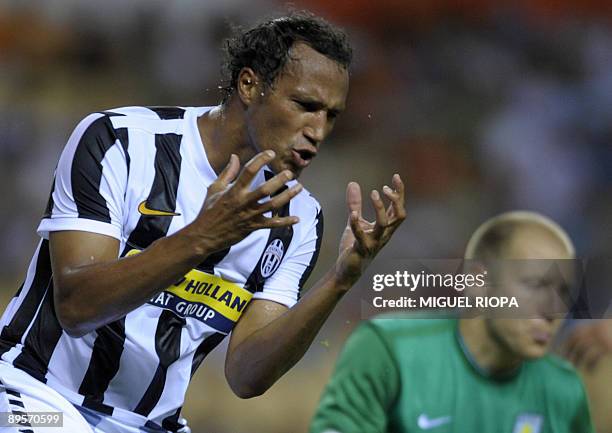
[303,111,328,145]
[537,284,569,320]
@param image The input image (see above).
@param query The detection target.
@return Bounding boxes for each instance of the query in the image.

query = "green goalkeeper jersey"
[311,318,593,433]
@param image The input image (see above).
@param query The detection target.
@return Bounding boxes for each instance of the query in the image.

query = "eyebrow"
[292,95,345,116]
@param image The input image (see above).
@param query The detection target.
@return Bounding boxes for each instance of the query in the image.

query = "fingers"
[563,326,595,369]
[382,174,406,222]
[248,169,295,202]
[563,323,612,371]
[392,173,405,198]
[235,150,276,188]
[582,346,606,372]
[371,190,388,238]
[218,154,240,185]
[253,214,300,230]
[208,154,240,195]
[568,340,602,371]
[346,182,362,218]
[349,210,368,250]
[255,183,303,214]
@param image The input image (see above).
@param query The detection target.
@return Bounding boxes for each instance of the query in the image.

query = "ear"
[463,260,489,299]
[237,68,261,106]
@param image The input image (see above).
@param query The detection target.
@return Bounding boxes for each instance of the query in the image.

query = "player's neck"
[459,318,523,377]
[197,101,257,175]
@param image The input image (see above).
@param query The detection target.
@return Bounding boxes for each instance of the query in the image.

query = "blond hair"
[464,211,575,260]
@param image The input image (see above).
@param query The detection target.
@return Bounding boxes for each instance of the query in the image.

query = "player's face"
[486,228,573,359]
[486,317,563,360]
[245,42,349,177]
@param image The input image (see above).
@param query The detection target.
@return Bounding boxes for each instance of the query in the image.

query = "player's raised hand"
[562,321,612,371]
[188,150,302,254]
[336,174,406,285]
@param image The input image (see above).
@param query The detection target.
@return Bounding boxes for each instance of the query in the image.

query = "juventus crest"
[260,239,285,278]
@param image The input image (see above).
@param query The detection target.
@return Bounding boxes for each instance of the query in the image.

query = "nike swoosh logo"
[417,414,452,430]
[138,200,181,217]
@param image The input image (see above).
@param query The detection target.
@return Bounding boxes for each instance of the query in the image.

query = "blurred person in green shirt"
[311,211,593,433]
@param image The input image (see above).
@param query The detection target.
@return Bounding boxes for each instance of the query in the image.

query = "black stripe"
[14,282,24,298]
[121,132,183,416]
[81,399,114,416]
[5,388,20,398]
[126,133,182,249]
[148,106,186,120]
[9,399,25,408]
[71,115,124,223]
[194,180,230,272]
[12,285,64,383]
[190,332,225,377]
[133,310,184,416]
[196,248,231,274]
[243,171,294,294]
[11,408,33,428]
[115,127,130,177]
[0,241,52,357]
[79,319,126,407]
[42,176,56,219]
[161,407,183,432]
[78,246,153,416]
[145,420,164,431]
[298,209,324,297]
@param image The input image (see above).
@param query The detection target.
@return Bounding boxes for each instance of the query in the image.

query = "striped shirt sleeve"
[37,112,129,240]
[255,200,324,308]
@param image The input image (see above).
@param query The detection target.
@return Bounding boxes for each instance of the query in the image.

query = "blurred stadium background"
[1,1,611,432]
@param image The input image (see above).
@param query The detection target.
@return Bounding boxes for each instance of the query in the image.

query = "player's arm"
[310,323,400,433]
[52,151,301,337]
[225,176,405,398]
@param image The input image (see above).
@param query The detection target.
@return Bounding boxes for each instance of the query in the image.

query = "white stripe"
[100,142,128,233]
[102,308,162,409]
[1,345,23,364]
[110,115,184,135]
[38,217,122,240]
[105,106,162,118]
[2,288,50,364]
[121,128,158,238]
[148,326,192,421]
[166,134,206,237]
[47,331,97,392]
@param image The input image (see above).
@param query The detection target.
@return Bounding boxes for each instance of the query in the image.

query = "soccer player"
[311,211,593,433]
[0,13,406,433]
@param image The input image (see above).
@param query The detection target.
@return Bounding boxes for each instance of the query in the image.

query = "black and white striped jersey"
[0,106,324,431]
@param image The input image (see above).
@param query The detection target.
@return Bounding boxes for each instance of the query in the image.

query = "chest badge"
[261,239,285,278]
[513,413,543,433]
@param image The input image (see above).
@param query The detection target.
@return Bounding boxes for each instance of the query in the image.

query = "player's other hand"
[187,150,302,254]
[335,174,406,287]
[562,320,612,371]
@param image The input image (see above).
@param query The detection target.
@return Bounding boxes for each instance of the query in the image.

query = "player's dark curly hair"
[221,11,352,102]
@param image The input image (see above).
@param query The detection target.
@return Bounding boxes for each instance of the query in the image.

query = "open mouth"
[291,148,316,168]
